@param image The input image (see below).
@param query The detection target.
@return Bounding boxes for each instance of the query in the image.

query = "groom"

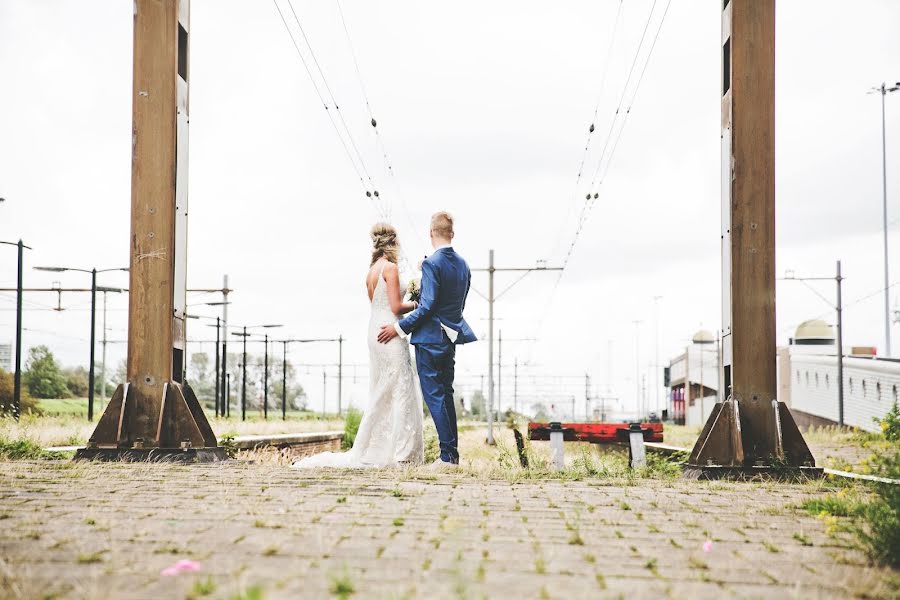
[377,212,476,466]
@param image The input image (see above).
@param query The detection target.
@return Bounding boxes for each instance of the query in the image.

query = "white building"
[667,330,720,427]
[778,319,897,432]
[0,343,11,372]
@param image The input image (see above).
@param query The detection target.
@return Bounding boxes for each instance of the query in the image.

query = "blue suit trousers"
[415,338,458,464]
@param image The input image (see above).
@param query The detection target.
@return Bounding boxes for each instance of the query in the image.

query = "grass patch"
[228,586,264,600]
[0,436,66,460]
[187,577,217,599]
[342,408,363,450]
[328,571,355,599]
[76,551,104,564]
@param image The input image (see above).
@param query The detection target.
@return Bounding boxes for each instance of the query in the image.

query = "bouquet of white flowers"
[407,278,421,303]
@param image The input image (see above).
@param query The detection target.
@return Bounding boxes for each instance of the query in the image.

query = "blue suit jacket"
[398,247,477,345]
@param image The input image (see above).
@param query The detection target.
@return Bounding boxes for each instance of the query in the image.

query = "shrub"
[0,368,39,416]
[23,346,69,399]
[859,409,900,567]
[342,407,362,450]
[0,436,66,460]
[63,367,89,398]
[878,400,900,442]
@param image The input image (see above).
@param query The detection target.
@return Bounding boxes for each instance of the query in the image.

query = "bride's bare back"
[367,258,415,316]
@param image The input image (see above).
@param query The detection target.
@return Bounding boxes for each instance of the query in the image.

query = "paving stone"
[0,461,896,599]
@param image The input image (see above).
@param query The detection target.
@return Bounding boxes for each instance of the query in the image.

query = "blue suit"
[398,247,476,463]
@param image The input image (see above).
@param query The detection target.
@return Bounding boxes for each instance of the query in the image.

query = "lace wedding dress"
[292,266,424,468]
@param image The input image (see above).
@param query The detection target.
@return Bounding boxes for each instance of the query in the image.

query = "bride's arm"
[384,263,417,316]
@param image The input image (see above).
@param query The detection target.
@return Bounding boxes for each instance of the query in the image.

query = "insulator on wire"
[585,193,591,200]
[366,191,372,197]
[593,193,599,199]
[589,123,595,133]
[371,118,377,127]
[373,190,380,197]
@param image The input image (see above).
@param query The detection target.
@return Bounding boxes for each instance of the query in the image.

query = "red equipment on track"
[528,422,664,444]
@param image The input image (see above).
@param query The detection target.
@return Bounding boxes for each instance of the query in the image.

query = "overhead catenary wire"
[272,0,387,217]
[529,0,674,363]
[333,0,424,256]
[590,0,674,193]
[550,0,625,259]
[560,0,663,278]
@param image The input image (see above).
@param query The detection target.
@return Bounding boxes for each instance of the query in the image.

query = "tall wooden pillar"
[77,0,222,461]
[686,0,818,478]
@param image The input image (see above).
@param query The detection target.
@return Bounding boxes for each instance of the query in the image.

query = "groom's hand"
[377,325,399,344]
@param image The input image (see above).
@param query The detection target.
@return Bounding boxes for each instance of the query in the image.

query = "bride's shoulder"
[381,261,399,276]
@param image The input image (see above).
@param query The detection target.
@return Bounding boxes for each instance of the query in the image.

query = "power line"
[284,0,378,194]
[551,0,625,259]
[530,0,674,356]
[332,0,423,255]
[590,0,674,193]
[272,0,385,215]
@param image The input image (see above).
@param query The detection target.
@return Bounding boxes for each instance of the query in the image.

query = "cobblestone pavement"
[0,461,896,600]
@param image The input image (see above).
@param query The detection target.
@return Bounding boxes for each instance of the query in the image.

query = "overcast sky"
[1,0,899,416]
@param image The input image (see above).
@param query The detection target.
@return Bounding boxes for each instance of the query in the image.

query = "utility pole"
[337,335,343,415]
[221,274,229,417]
[487,250,495,443]
[779,262,845,426]
[498,330,502,416]
[689,0,817,476]
[225,373,230,418]
[632,320,642,419]
[88,269,97,421]
[653,296,662,415]
[213,317,220,416]
[263,334,269,420]
[240,327,248,421]
[585,373,590,421]
[473,250,562,444]
[514,358,518,414]
[322,370,327,417]
[837,261,845,426]
[281,341,288,421]
[100,291,108,400]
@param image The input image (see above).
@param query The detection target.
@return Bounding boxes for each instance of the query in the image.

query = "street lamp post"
[34,265,127,421]
[263,334,269,420]
[0,240,31,420]
[870,82,900,357]
[231,324,283,421]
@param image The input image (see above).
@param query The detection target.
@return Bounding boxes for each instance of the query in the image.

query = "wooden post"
[687,0,818,478]
[77,0,221,461]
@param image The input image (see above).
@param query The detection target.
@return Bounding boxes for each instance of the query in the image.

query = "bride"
[292,223,425,468]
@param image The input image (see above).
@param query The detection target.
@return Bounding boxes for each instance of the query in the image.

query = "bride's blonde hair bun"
[371,222,400,265]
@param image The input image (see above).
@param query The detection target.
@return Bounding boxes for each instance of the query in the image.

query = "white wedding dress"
[292,265,424,468]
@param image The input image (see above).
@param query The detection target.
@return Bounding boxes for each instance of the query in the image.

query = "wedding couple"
[293,212,476,470]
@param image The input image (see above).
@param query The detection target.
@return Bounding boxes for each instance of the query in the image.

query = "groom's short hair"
[431,211,454,238]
